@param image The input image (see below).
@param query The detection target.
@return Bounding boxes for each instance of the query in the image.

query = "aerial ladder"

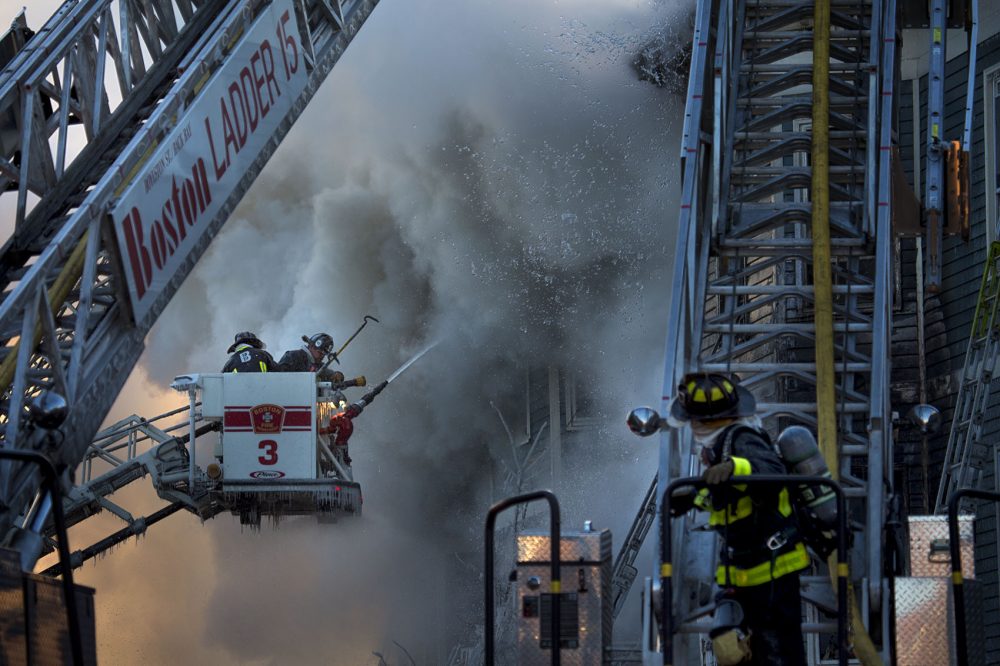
[934,239,1000,513]
[0,0,380,567]
[36,405,223,575]
[645,0,896,662]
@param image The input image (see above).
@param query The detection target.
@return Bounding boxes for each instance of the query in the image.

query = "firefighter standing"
[325,390,359,466]
[668,372,808,666]
[222,331,276,373]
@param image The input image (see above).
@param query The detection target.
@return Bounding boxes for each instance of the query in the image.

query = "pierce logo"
[250,470,285,479]
[250,404,285,434]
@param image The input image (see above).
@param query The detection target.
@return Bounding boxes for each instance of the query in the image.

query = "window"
[564,371,600,431]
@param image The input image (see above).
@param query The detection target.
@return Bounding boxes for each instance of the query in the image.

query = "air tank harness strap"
[724,525,799,562]
[765,525,798,606]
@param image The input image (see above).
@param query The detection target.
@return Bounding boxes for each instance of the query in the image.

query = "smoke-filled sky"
[10,0,691,662]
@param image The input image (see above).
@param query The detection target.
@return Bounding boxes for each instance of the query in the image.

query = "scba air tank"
[775,425,837,528]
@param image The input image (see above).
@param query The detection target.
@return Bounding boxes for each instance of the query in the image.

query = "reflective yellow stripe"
[952,571,964,585]
[693,388,708,402]
[838,562,849,578]
[710,387,724,401]
[708,495,753,526]
[731,457,752,477]
[232,369,238,373]
[259,361,267,372]
[694,488,712,510]
[702,484,792,523]
[550,580,561,593]
[716,542,810,586]
[661,563,672,578]
[777,487,793,517]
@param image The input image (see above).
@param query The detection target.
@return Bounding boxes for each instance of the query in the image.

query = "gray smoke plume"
[69,0,693,662]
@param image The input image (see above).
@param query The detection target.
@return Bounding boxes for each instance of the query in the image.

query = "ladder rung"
[740,63,870,73]
[717,238,867,251]
[707,285,874,295]
[701,362,871,372]
[677,621,839,634]
[744,30,871,40]
[704,322,871,333]
[734,130,868,141]
[756,401,871,415]
[731,166,865,176]
[738,96,867,107]
[747,0,871,8]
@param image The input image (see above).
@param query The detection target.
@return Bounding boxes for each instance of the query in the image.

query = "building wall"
[898,27,1000,662]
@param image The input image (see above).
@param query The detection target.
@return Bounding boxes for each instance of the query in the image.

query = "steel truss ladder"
[610,474,657,618]
[657,0,896,662]
[935,241,1000,512]
[0,0,379,540]
[37,405,223,574]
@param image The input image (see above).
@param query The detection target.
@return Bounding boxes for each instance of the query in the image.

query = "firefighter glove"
[704,459,735,485]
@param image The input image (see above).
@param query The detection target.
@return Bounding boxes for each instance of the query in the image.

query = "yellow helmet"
[670,373,756,422]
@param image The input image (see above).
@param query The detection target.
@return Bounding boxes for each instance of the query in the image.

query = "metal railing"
[484,490,562,666]
[947,487,1000,666]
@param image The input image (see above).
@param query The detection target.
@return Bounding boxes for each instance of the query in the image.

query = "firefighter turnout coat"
[223,344,276,373]
[694,425,811,587]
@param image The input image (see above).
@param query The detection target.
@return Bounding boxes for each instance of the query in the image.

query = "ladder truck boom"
[34,410,224,573]
[0,0,380,546]
[648,0,896,662]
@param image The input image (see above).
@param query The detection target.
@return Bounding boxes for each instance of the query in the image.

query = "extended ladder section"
[37,406,223,574]
[935,241,1000,512]
[658,0,896,661]
[609,474,657,619]
[0,0,380,538]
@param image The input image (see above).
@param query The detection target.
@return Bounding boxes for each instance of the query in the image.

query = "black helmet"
[302,332,335,354]
[669,372,756,423]
[227,331,265,353]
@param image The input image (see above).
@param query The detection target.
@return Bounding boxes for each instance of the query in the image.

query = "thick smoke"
[69,0,692,662]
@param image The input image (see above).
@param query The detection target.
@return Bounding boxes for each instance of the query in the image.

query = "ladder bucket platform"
[171,372,363,526]
[221,479,362,524]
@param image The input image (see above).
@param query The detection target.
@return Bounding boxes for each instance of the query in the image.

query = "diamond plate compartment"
[516,530,612,666]
[517,529,612,563]
[895,578,953,666]
[894,577,985,666]
[908,515,975,578]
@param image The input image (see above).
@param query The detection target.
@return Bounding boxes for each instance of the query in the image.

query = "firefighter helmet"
[227,331,265,353]
[302,332,335,354]
[669,373,756,422]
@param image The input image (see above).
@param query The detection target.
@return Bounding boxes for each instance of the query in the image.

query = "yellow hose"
[812,0,880,662]
[0,231,90,390]
[812,0,836,474]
